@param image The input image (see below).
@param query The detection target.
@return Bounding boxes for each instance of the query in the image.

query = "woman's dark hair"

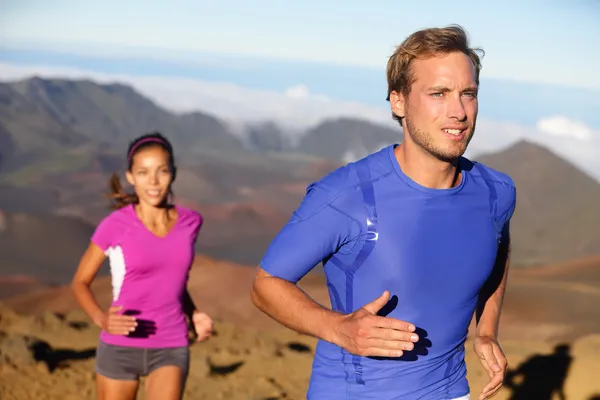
[108,132,177,210]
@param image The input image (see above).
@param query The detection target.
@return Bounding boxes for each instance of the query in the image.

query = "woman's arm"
[182,287,197,320]
[183,284,213,342]
[70,242,137,334]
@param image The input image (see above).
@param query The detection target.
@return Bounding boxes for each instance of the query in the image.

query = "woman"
[71,132,213,400]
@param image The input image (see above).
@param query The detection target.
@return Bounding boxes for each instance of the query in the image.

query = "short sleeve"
[91,215,117,252]
[476,162,517,246]
[192,212,203,243]
[260,183,359,283]
[499,182,517,244]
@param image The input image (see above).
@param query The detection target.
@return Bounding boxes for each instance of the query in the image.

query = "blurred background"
[0,1,599,399]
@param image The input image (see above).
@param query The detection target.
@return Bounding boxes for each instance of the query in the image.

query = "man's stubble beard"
[404,116,476,163]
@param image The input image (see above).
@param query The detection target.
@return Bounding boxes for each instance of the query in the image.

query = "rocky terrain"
[1,255,600,399]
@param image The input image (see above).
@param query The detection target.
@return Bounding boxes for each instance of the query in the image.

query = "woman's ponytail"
[107,173,138,210]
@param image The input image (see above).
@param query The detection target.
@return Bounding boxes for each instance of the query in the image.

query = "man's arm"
[251,267,418,358]
[475,232,511,338]
[474,226,512,400]
[251,266,343,343]
[252,180,418,357]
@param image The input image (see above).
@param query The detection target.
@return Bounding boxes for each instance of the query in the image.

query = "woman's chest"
[116,230,195,275]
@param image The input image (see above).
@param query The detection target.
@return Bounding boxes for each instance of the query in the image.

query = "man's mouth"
[442,128,467,140]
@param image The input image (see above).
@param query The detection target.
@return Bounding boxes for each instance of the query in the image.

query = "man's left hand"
[192,311,213,342]
[474,335,507,399]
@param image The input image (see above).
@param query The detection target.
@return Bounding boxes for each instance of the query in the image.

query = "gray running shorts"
[95,340,190,381]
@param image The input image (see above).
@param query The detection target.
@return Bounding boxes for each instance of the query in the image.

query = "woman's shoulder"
[91,206,135,250]
[97,205,135,227]
[175,205,203,228]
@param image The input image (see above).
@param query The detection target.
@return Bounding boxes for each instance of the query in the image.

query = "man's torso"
[262,145,516,399]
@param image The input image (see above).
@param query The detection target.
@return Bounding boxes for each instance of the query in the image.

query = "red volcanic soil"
[0,275,50,301]
[4,253,600,345]
[2,254,600,399]
[496,255,600,343]
[2,255,331,333]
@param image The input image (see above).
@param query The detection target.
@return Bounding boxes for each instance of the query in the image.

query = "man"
[251,24,516,400]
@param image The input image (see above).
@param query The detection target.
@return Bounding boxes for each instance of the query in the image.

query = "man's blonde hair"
[386,24,484,121]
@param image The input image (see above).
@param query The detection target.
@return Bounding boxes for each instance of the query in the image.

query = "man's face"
[390,51,479,162]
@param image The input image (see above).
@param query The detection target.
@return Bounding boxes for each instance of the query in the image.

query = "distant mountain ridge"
[2,77,245,157]
[0,77,404,165]
[297,117,402,161]
[1,76,599,271]
[476,140,600,266]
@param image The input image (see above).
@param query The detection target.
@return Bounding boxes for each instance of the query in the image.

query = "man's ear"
[389,90,406,120]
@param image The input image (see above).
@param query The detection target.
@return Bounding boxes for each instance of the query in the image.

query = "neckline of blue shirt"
[387,144,468,196]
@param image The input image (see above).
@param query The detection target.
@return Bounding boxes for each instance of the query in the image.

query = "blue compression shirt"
[260,144,516,400]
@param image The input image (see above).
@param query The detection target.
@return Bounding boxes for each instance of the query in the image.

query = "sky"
[1,0,599,177]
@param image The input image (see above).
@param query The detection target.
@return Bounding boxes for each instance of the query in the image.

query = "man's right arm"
[251,266,417,357]
[250,182,419,357]
[250,182,351,343]
[251,266,342,343]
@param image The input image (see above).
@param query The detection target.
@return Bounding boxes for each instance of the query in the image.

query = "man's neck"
[394,142,461,190]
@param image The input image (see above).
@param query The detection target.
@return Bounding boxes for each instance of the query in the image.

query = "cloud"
[536,115,594,141]
[1,61,599,181]
[470,117,600,181]
[0,62,396,132]
[284,85,311,99]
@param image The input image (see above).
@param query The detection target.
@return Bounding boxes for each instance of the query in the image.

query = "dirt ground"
[2,255,600,399]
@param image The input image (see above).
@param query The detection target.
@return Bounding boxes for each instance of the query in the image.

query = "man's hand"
[331,291,419,358]
[192,311,213,342]
[474,335,507,399]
